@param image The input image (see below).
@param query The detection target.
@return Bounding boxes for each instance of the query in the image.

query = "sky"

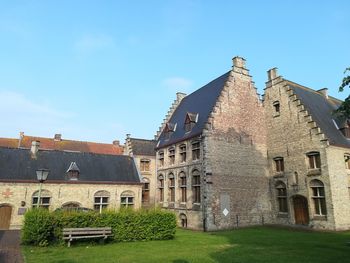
[0,0,349,143]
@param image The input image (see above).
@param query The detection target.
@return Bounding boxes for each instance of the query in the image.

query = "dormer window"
[164,122,177,140]
[339,119,350,138]
[66,162,80,180]
[273,101,280,116]
[184,112,198,132]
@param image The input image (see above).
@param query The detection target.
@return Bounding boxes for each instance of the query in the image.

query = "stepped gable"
[0,147,140,183]
[287,81,350,148]
[157,71,231,148]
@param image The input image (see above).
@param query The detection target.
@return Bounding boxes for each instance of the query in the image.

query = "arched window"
[158,174,164,202]
[344,154,350,169]
[192,170,201,203]
[310,180,327,216]
[121,191,135,208]
[275,181,288,213]
[32,190,51,209]
[62,202,81,211]
[94,190,110,213]
[179,172,187,203]
[142,177,150,204]
[168,173,175,202]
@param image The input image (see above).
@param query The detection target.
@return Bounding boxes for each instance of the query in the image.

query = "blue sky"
[0,1,349,143]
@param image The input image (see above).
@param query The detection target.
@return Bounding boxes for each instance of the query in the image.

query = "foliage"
[23,227,350,263]
[336,67,350,117]
[21,208,176,246]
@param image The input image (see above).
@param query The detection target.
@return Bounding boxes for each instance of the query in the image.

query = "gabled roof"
[287,81,350,148]
[66,162,80,173]
[129,138,156,156]
[0,134,124,155]
[0,147,140,183]
[157,71,230,148]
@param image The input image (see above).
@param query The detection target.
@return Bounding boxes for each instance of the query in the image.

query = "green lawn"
[23,226,350,263]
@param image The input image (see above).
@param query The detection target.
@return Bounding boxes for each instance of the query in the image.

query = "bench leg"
[68,239,71,247]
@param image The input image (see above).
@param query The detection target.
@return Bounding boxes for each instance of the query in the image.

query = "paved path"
[0,231,24,263]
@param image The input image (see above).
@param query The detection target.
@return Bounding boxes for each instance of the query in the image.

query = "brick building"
[156,57,350,231]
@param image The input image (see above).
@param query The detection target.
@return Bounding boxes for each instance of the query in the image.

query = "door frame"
[292,195,309,225]
[0,203,13,230]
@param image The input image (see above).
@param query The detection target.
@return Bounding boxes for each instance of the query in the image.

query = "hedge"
[21,208,176,246]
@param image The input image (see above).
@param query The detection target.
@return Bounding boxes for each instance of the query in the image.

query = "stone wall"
[202,57,272,231]
[0,182,142,229]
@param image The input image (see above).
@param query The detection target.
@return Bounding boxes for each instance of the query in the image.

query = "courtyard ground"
[23,226,350,263]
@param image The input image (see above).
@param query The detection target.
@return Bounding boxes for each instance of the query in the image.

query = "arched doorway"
[180,213,187,228]
[293,195,309,225]
[0,205,12,230]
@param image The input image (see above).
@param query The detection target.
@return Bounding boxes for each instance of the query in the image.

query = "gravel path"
[0,231,24,263]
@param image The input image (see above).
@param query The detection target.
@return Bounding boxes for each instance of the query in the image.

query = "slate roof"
[287,81,350,148]
[0,147,141,183]
[129,138,156,156]
[157,71,231,148]
[0,135,124,155]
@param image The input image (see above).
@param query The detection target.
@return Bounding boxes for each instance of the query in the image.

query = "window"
[169,147,175,165]
[184,113,198,132]
[120,191,135,208]
[61,202,81,211]
[310,180,327,216]
[66,161,80,180]
[169,173,175,202]
[180,213,187,228]
[94,190,110,213]
[307,152,321,169]
[274,157,284,172]
[192,141,200,161]
[179,144,187,163]
[273,101,280,115]
[159,151,164,167]
[179,172,187,203]
[32,190,51,209]
[192,170,201,203]
[142,178,150,204]
[345,154,350,169]
[140,159,150,172]
[339,120,350,138]
[158,174,164,202]
[164,122,176,140]
[275,182,288,213]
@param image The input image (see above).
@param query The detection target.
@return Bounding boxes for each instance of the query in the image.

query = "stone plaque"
[18,208,27,215]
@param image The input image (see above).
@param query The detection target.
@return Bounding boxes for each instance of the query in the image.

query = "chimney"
[317,88,328,99]
[54,134,62,141]
[267,67,279,81]
[176,92,187,101]
[18,131,24,148]
[113,140,120,146]
[232,56,246,69]
[31,141,40,159]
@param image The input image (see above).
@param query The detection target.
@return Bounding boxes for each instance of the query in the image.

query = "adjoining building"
[155,57,350,231]
[0,142,142,230]
[124,135,157,207]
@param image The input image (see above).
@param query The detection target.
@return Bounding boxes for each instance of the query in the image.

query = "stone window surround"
[120,190,135,208]
[275,181,288,213]
[140,158,151,172]
[158,174,164,202]
[310,179,327,217]
[94,190,110,213]
[32,189,51,209]
[273,157,284,173]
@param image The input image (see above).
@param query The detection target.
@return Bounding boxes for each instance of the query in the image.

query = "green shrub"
[21,208,54,246]
[21,208,176,246]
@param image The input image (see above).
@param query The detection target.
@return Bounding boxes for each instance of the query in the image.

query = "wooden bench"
[63,227,112,247]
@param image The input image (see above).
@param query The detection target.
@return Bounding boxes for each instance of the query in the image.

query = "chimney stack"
[31,141,40,159]
[317,88,328,99]
[267,68,279,81]
[232,56,246,69]
[113,140,120,146]
[54,134,62,141]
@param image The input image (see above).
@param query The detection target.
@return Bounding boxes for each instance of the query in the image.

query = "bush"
[21,208,176,246]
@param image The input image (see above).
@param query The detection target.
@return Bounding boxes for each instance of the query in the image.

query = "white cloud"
[162,77,193,92]
[0,91,74,138]
[75,34,115,52]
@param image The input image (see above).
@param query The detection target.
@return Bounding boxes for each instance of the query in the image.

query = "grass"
[23,226,350,263]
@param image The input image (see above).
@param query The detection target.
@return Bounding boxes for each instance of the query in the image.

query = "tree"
[335,68,350,118]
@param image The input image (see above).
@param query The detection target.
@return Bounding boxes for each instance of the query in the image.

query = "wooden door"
[0,205,12,229]
[293,196,309,225]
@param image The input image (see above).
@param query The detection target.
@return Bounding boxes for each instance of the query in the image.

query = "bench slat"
[63,235,112,240]
[63,230,111,235]
[63,227,111,231]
